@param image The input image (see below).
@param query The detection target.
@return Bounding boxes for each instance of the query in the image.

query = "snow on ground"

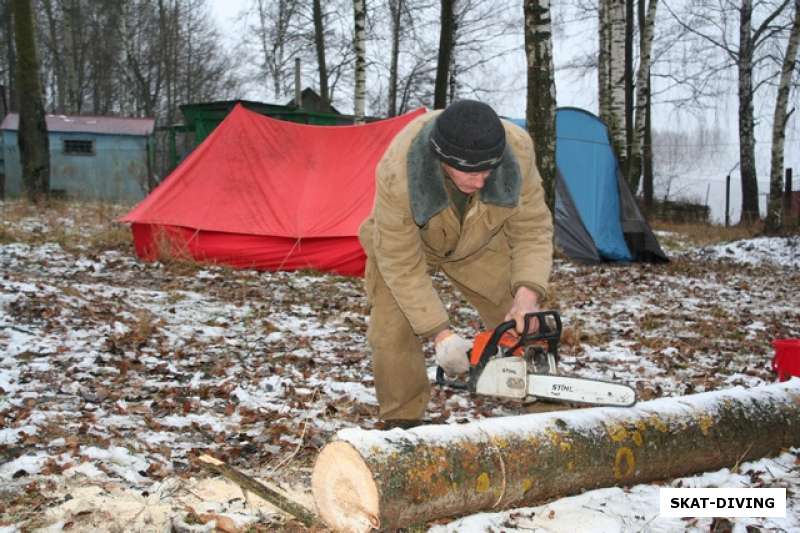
[1,201,799,532]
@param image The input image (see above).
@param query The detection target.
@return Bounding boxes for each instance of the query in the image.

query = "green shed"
[164,91,377,169]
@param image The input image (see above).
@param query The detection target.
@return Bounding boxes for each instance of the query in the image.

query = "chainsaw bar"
[527,373,637,407]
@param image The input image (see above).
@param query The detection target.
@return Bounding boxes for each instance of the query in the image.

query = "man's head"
[430,99,506,174]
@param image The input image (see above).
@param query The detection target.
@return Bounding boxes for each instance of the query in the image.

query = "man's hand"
[434,330,471,377]
[504,286,540,335]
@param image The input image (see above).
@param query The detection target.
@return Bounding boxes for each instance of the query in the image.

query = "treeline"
[1,0,240,128]
[5,0,800,231]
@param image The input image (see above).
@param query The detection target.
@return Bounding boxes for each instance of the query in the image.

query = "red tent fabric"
[121,104,426,276]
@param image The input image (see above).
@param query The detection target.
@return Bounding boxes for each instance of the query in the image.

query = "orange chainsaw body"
[470,330,523,365]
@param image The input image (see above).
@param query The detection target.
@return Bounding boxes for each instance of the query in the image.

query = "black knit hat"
[430,100,505,172]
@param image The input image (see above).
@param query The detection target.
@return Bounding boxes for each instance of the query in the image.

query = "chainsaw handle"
[521,311,561,342]
[491,311,562,356]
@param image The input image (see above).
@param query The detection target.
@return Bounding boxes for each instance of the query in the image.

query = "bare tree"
[387,0,404,116]
[313,0,330,105]
[1,0,16,112]
[434,0,455,108]
[524,0,557,209]
[120,0,164,117]
[598,0,627,165]
[765,0,800,233]
[252,0,303,100]
[629,0,658,194]
[353,0,366,121]
[13,0,49,201]
[664,0,792,223]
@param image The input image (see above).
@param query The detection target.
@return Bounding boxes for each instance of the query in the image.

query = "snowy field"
[0,201,799,532]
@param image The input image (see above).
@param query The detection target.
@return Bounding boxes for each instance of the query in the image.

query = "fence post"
[725,175,731,227]
[785,168,794,226]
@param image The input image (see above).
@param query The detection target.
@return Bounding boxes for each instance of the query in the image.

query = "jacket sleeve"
[371,160,450,337]
[503,135,554,300]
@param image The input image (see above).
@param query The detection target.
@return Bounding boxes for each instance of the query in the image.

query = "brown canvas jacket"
[359,111,553,337]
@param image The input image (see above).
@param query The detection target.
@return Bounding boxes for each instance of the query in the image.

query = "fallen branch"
[196,454,319,528]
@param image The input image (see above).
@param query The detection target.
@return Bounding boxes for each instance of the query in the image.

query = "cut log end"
[311,440,380,532]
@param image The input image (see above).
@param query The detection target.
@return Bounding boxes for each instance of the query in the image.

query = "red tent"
[120,104,426,276]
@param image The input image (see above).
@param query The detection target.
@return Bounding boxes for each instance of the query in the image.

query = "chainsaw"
[435,311,637,407]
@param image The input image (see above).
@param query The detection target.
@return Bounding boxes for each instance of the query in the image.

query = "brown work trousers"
[365,258,514,421]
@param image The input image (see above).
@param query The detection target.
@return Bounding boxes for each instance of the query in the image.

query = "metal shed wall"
[2,130,151,202]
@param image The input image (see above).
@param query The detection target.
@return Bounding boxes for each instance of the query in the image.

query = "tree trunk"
[433,0,455,109]
[312,0,329,106]
[764,0,800,234]
[312,380,800,531]
[598,0,611,122]
[3,1,16,112]
[41,0,65,113]
[608,0,627,166]
[643,70,654,210]
[387,0,403,116]
[524,0,557,210]
[353,0,366,123]
[624,0,634,187]
[630,0,658,195]
[738,0,760,223]
[13,0,50,202]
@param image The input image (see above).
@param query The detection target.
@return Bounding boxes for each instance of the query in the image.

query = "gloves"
[434,333,471,377]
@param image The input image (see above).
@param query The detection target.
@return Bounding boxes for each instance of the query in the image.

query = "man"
[359,100,553,427]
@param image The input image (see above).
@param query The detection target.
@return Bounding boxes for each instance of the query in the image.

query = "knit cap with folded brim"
[430,99,506,172]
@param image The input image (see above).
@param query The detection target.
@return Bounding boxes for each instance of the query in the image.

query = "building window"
[63,139,95,155]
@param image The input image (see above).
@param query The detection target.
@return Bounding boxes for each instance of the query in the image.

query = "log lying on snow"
[312,380,800,531]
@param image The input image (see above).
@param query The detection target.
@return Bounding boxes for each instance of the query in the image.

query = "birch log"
[312,380,800,531]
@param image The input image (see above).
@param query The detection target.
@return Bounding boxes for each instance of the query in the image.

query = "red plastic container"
[772,339,800,381]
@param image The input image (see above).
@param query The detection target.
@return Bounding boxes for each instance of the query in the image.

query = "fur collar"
[406,120,522,226]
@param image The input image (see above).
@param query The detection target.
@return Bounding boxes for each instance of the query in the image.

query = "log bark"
[312,380,800,531]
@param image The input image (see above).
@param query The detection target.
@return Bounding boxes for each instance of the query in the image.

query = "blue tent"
[508,110,667,263]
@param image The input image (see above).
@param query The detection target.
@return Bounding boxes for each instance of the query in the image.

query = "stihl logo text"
[552,383,574,393]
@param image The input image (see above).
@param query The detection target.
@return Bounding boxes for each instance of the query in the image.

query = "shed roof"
[1,113,155,136]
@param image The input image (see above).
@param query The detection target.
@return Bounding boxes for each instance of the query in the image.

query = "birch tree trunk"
[353,0,367,123]
[599,0,627,163]
[738,0,760,223]
[312,0,329,106]
[608,0,627,166]
[598,0,611,123]
[13,0,50,202]
[625,0,634,185]
[434,0,455,109]
[765,0,800,233]
[524,0,557,209]
[313,381,800,531]
[629,0,658,195]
